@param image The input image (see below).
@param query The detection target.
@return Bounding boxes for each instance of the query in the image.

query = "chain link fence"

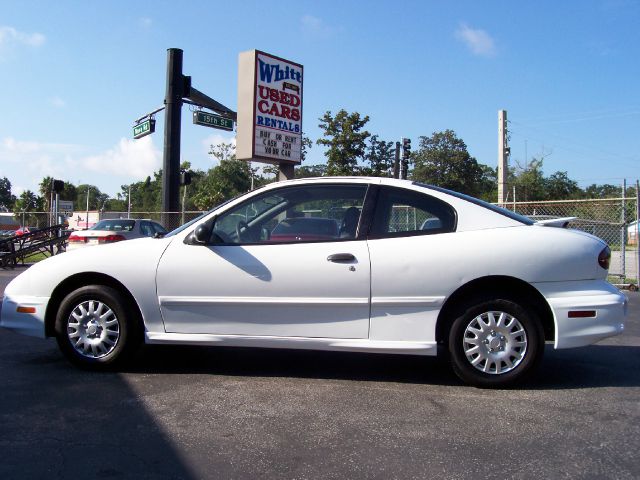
[4,197,639,287]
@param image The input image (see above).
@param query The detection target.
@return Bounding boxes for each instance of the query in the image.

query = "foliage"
[584,183,622,198]
[545,171,581,200]
[295,164,328,178]
[509,160,584,202]
[76,184,109,211]
[510,158,547,202]
[363,135,394,177]
[38,177,77,212]
[411,130,489,197]
[0,177,16,211]
[317,110,370,176]
[189,141,253,210]
[14,190,44,226]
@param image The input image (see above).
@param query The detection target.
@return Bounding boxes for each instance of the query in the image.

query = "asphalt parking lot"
[0,266,638,479]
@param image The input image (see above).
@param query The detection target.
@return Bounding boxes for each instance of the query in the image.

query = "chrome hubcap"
[463,311,527,375]
[67,300,120,359]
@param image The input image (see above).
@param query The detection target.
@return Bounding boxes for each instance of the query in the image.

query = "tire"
[448,299,544,388]
[55,285,141,370]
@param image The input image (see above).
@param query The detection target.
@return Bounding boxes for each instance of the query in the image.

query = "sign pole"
[277,163,295,181]
[55,193,59,225]
[162,48,184,222]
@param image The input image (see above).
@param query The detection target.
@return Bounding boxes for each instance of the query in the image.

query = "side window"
[211,184,368,245]
[370,187,456,238]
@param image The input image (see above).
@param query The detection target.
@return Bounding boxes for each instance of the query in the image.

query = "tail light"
[68,234,84,243]
[598,246,611,270]
[99,234,126,244]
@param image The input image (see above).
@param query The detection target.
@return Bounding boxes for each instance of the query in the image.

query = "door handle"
[327,253,356,262]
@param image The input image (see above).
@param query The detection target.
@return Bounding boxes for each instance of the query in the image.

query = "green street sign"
[193,111,234,131]
[133,119,155,139]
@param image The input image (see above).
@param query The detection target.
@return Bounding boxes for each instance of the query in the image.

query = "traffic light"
[181,75,192,98]
[402,137,411,160]
[51,179,64,193]
[180,170,192,186]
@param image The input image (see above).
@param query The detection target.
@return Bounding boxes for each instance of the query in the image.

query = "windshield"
[163,212,208,238]
[91,219,136,231]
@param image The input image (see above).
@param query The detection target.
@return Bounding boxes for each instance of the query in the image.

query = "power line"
[509,121,638,164]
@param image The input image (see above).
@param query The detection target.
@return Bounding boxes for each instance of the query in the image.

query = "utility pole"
[498,110,510,206]
[162,48,185,220]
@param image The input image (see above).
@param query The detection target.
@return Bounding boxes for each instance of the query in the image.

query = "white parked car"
[67,219,167,250]
[0,178,626,387]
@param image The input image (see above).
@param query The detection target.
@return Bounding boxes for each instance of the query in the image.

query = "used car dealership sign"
[237,50,303,164]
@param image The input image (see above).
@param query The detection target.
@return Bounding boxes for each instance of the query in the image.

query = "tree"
[299,134,313,163]
[0,177,15,211]
[511,158,547,201]
[38,176,54,213]
[14,190,44,226]
[317,110,370,176]
[584,183,621,198]
[191,141,252,210]
[545,171,581,200]
[364,135,394,177]
[411,130,488,197]
[295,164,327,178]
[76,184,109,211]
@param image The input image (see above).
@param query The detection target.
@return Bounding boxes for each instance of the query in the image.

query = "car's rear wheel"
[55,285,141,369]
[448,299,544,387]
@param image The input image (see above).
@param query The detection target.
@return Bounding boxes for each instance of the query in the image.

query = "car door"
[155,183,372,339]
[366,185,458,342]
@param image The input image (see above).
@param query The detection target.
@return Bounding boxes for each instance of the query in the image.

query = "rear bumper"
[0,294,49,338]
[534,280,626,349]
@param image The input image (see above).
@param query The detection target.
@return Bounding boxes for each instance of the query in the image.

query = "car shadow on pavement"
[0,330,196,479]
[127,344,461,386]
[532,344,640,389]
[124,343,640,390]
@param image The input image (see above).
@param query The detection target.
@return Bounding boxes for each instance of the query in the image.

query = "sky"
[1,0,639,198]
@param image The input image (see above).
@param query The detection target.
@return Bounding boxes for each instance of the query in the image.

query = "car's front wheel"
[448,299,544,387]
[55,285,141,369]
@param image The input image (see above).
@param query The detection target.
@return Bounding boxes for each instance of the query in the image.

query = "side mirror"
[193,223,211,244]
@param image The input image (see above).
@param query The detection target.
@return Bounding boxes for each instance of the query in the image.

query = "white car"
[0,178,626,387]
[67,219,167,250]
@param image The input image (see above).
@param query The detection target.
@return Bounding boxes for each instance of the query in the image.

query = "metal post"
[498,110,508,206]
[49,190,54,227]
[162,48,184,224]
[127,184,131,219]
[86,186,90,230]
[55,192,59,226]
[393,142,400,179]
[181,184,187,226]
[636,180,639,287]
[621,179,626,282]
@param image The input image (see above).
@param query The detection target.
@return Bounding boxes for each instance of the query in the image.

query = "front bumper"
[534,280,626,349]
[0,294,50,338]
